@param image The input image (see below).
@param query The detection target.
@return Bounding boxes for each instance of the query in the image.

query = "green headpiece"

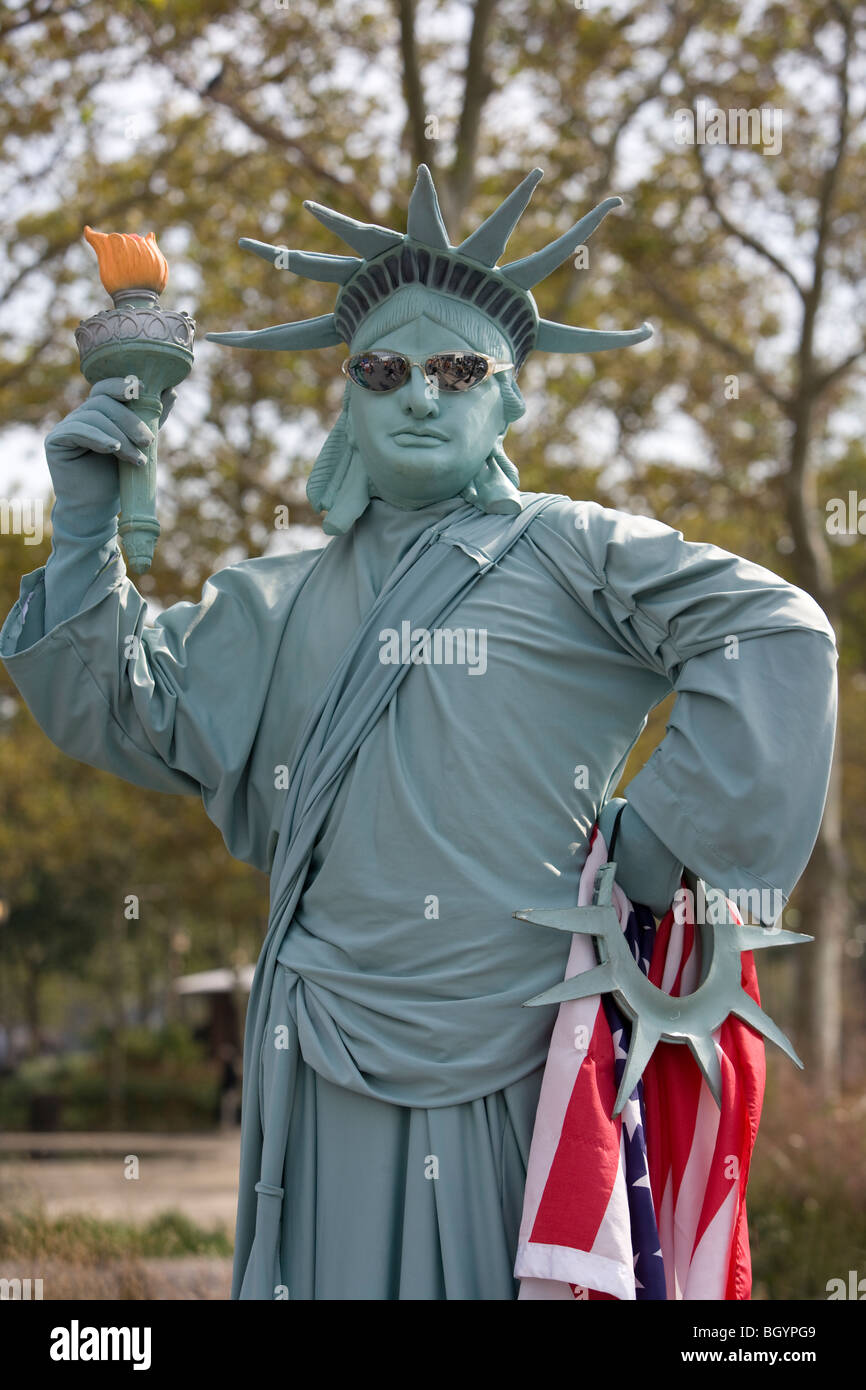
[206,166,651,532]
[206,164,651,369]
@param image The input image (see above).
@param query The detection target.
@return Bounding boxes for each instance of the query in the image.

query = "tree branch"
[129,14,376,217]
[0,330,55,391]
[815,341,866,396]
[693,143,805,297]
[637,267,790,411]
[443,0,499,230]
[0,0,73,38]
[548,2,701,327]
[395,0,431,174]
[783,5,855,611]
[799,3,853,389]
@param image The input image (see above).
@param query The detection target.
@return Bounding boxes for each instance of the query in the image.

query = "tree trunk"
[784,370,847,1096]
[25,961,41,1056]
[792,737,846,1095]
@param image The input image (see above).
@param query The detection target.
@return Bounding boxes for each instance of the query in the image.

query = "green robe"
[0,491,837,1298]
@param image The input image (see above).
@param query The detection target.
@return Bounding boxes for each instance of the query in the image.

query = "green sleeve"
[0,546,321,870]
[530,498,838,923]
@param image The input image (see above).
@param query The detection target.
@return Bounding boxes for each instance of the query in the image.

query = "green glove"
[44,379,175,628]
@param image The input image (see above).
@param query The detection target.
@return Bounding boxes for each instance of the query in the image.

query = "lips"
[390,426,449,443]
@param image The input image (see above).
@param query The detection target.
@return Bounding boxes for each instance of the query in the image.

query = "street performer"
[0,166,837,1300]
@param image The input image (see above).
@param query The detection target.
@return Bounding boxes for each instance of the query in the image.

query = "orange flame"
[83,227,169,296]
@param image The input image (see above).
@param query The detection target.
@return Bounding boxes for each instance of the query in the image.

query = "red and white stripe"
[515,828,765,1300]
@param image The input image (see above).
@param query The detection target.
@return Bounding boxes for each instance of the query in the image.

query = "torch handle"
[76,291,195,575]
[117,388,163,574]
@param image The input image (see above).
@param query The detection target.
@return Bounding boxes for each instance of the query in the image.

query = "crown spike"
[522,961,616,1009]
[238,238,361,283]
[303,200,402,259]
[535,319,653,354]
[457,168,544,266]
[502,195,623,288]
[733,925,814,951]
[205,314,342,351]
[686,1032,723,1106]
[406,164,450,249]
[613,1016,659,1116]
[730,989,804,1068]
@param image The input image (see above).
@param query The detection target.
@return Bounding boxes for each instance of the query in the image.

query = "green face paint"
[346,314,507,509]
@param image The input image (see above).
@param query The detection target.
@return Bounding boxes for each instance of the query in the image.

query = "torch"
[75,229,195,573]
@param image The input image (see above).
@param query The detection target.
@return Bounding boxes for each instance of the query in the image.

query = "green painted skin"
[344,316,508,510]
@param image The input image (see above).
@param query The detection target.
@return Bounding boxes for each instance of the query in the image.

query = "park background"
[0,0,864,1299]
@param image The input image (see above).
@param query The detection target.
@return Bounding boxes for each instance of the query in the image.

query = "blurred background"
[0,0,864,1300]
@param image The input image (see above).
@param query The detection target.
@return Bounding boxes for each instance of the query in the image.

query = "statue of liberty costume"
[0,166,837,1299]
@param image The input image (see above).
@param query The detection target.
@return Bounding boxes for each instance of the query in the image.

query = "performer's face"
[347,315,508,508]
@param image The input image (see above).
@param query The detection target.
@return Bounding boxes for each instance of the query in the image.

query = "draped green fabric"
[0,491,837,1298]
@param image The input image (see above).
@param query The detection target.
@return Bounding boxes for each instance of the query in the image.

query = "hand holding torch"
[74,228,195,573]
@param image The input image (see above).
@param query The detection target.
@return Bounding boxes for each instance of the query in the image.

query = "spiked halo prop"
[514,863,812,1118]
[205,165,652,369]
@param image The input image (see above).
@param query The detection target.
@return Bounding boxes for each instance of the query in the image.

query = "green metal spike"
[205,314,342,351]
[501,196,622,287]
[614,1017,660,1117]
[238,239,361,283]
[523,961,617,1009]
[535,320,653,354]
[514,903,620,935]
[729,989,805,1068]
[302,200,403,259]
[457,168,544,266]
[731,924,814,951]
[406,164,451,249]
[686,1031,723,1107]
[514,855,812,1117]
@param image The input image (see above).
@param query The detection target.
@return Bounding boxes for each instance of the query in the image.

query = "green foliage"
[0,1209,231,1260]
[88,1022,209,1068]
[749,1063,866,1299]
[0,1067,221,1131]
[0,1023,220,1130]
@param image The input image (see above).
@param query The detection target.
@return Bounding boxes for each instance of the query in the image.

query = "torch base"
[117,514,161,574]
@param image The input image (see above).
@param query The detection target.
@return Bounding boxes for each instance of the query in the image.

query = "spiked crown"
[206,165,651,368]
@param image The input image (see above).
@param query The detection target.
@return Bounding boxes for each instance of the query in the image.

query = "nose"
[402,363,440,418]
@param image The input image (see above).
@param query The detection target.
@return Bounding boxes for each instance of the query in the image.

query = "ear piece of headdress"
[206,164,651,368]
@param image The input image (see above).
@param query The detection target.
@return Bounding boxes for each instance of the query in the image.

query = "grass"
[1,1058,863,1299]
[747,1060,866,1300]
[0,1208,232,1262]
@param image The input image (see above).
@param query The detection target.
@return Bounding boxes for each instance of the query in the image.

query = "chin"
[375,449,479,498]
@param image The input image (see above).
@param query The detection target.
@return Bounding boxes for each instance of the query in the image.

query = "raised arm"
[0,384,322,870]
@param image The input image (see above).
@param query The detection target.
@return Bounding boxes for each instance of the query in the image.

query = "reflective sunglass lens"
[348,353,410,391]
[426,353,489,391]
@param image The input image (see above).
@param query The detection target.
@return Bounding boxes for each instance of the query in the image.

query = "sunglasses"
[341,349,514,393]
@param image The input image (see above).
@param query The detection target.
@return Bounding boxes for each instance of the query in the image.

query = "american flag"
[515,825,765,1300]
